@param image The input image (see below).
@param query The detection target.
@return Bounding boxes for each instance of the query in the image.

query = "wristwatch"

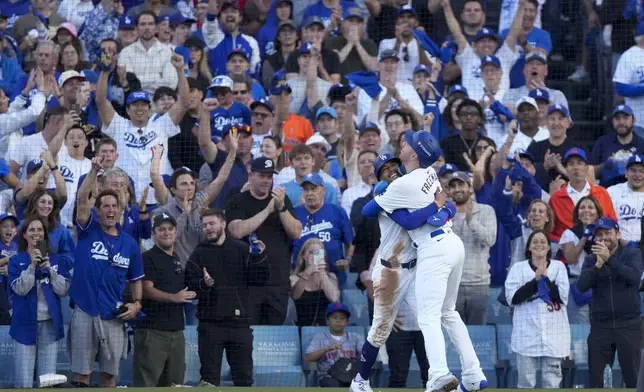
[278,205,287,213]
[50,166,58,171]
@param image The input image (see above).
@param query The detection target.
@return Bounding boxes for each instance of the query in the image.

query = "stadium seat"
[495,324,516,388]
[570,324,590,387]
[341,289,371,327]
[56,326,71,376]
[283,298,298,326]
[0,326,15,388]
[487,288,512,325]
[251,325,306,387]
[344,272,359,289]
[445,325,497,387]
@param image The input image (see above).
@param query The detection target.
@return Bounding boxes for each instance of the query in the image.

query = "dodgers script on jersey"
[607,182,644,242]
[374,167,447,242]
[70,214,144,320]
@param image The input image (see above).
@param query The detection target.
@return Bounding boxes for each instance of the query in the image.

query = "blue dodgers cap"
[168,12,196,28]
[438,163,459,177]
[612,104,635,117]
[398,5,417,16]
[359,122,381,136]
[343,7,365,20]
[126,90,151,105]
[325,302,350,318]
[379,48,399,62]
[227,48,249,62]
[0,213,19,226]
[517,149,535,164]
[525,51,548,64]
[448,84,468,97]
[250,98,275,114]
[404,130,441,168]
[304,16,325,29]
[208,75,234,90]
[473,28,499,43]
[480,55,501,68]
[119,15,135,29]
[373,153,401,179]
[563,147,588,165]
[300,172,325,187]
[156,14,171,24]
[627,154,644,169]
[547,104,571,119]
[413,64,430,75]
[316,106,337,120]
[529,88,550,102]
[299,42,313,54]
[593,217,619,233]
[26,158,44,175]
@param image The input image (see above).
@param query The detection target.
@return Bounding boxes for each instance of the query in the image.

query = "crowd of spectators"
[0,0,643,388]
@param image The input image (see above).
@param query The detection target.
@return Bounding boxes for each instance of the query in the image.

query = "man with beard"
[203,2,260,77]
[549,148,617,241]
[225,157,301,325]
[591,105,644,187]
[440,99,494,169]
[48,71,87,122]
[607,155,644,247]
[507,96,549,153]
[118,11,179,95]
[447,171,496,325]
[377,6,435,82]
[185,208,268,387]
[168,78,207,172]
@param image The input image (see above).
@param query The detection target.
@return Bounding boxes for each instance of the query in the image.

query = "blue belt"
[381,258,417,269]
[412,228,450,249]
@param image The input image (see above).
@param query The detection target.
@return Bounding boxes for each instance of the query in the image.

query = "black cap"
[184,37,205,50]
[220,1,240,12]
[188,77,207,95]
[153,212,177,228]
[251,157,278,173]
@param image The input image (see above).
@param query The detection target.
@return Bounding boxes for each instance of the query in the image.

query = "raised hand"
[138,186,149,211]
[228,128,239,153]
[423,113,435,131]
[202,98,220,112]
[41,149,56,168]
[91,155,105,171]
[171,50,185,70]
[152,144,165,160]
[435,188,447,207]
[23,69,37,95]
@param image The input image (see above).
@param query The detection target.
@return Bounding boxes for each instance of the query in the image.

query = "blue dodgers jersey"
[70,213,144,319]
[209,102,252,140]
[0,242,18,283]
[300,0,358,35]
[3,0,31,31]
[292,203,353,274]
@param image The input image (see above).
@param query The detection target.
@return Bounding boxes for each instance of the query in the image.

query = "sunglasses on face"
[402,46,410,62]
[173,259,182,274]
[231,124,251,134]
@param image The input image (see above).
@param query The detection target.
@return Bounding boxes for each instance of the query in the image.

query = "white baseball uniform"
[613,45,644,126]
[375,167,485,383]
[607,181,644,243]
[504,259,570,389]
[366,212,418,347]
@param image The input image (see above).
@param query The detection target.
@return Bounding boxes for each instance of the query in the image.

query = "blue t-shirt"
[13,188,58,220]
[300,0,358,35]
[284,178,339,207]
[208,149,251,208]
[501,27,552,88]
[590,132,644,185]
[292,203,353,283]
[209,102,252,141]
[4,0,31,32]
[70,213,144,319]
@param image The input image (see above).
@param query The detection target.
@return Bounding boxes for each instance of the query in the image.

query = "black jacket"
[350,193,379,291]
[577,246,643,326]
[185,237,268,326]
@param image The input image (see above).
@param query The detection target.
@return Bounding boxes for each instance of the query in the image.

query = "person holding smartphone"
[8,216,71,388]
[290,238,340,326]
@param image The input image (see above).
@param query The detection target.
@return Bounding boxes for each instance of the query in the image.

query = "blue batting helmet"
[404,130,441,168]
[373,153,401,180]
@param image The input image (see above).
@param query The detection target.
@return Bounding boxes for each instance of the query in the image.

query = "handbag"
[327,357,360,385]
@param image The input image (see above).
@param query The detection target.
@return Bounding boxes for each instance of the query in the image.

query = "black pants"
[197,322,253,386]
[247,285,289,325]
[587,321,641,388]
[386,330,430,387]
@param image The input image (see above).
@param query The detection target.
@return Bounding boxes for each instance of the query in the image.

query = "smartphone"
[312,249,325,266]
[35,240,48,259]
[118,305,129,315]
[71,103,81,115]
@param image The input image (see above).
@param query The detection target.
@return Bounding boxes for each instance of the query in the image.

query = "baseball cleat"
[350,375,373,392]
[458,379,488,392]
[426,374,459,392]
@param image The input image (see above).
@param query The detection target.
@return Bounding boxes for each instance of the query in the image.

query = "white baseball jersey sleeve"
[607,182,644,242]
[613,45,644,125]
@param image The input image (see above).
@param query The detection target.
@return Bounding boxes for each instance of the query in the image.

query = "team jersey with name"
[607,182,644,242]
[70,213,144,320]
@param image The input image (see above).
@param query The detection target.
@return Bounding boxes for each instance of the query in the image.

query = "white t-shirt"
[558,229,586,277]
[103,112,180,204]
[607,181,644,242]
[375,167,447,243]
[613,45,644,126]
[252,132,271,158]
[480,90,508,148]
[58,0,95,29]
[378,38,435,82]
[6,132,53,186]
[499,0,544,33]
[57,150,91,227]
[456,43,519,102]
[506,126,550,153]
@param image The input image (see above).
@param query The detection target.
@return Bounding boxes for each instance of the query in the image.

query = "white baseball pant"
[516,355,563,389]
[414,229,485,383]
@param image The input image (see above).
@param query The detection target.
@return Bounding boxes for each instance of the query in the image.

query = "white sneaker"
[350,374,373,392]
[426,374,459,392]
[568,66,588,81]
[458,379,488,392]
[39,374,67,388]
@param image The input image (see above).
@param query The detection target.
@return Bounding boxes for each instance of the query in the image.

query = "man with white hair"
[613,21,644,136]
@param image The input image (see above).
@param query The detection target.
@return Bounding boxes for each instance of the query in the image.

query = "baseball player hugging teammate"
[351,130,488,392]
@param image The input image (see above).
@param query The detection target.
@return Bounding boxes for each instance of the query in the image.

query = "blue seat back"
[570,324,590,369]
[341,289,370,326]
[445,326,497,370]
[183,326,200,385]
[487,288,512,324]
[496,324,515,365]
[251,326,301,367]
[0,326,15,388]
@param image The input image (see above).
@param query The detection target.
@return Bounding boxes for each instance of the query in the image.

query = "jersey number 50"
[318,232,331,242]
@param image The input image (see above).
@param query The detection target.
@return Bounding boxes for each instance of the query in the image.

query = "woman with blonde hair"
[290,238,340,327]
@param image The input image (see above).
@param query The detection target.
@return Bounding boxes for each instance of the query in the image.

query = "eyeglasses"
[252,112,271,119]
[173,259,182,274]
[402,46,410,62]
[232,90,248,95]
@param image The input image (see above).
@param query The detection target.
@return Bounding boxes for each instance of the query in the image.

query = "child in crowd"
[0,213,19,324]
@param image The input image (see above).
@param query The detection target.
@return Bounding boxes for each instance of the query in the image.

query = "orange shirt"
[281,114,314,155]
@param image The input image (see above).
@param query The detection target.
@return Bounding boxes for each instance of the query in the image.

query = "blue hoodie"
[257,0,284,58]
[8,252,70,345]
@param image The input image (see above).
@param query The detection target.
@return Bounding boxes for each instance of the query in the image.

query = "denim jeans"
[13,319,59,388]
